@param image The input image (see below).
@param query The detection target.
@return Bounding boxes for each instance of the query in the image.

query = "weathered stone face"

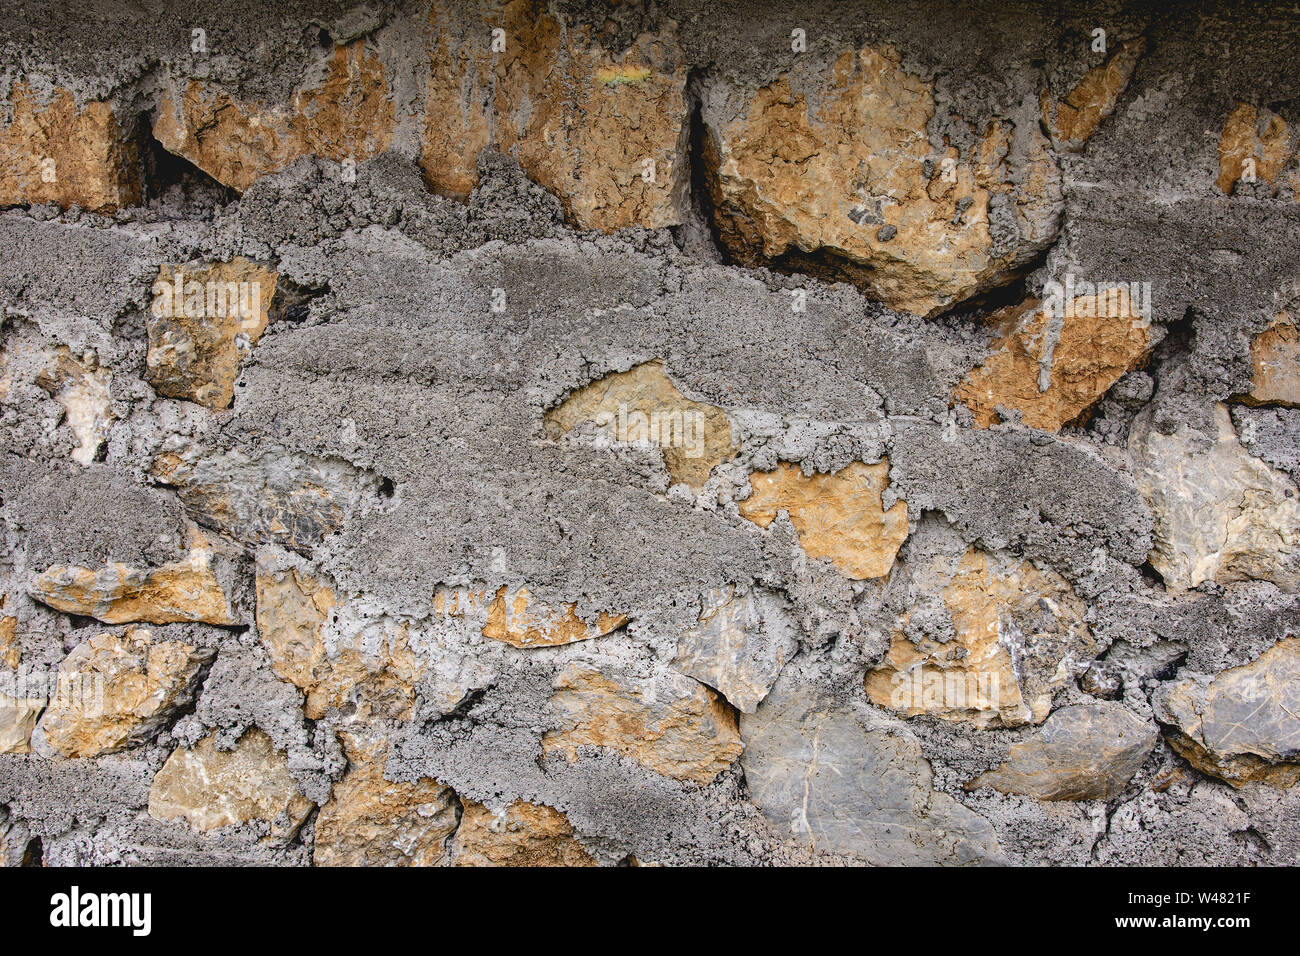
[701,44,1062,317]
[739,461,907,580]
[314,732,459,866]
[34,348,113,465]
[481,586,627,648]
[1041,39,1146,150]
[148,728,314,836]
[544,359,737,489]
[741,678,1001,864]
[0,84,139,211]
[32,541,235,626]
[865,547,1095,728]
[0,596,17,671]
[954,289,1154,431]
[1216,102,1297,195]
[35,627,213,758]
[966,702,1157,800]
[0,686,42,755]
[1246,312,1300,406]
[421,0,688,229]
[152,443,382,554]
[256,562,419,721]
[543,664,743,784]
[672,585,798,713]
[1157,638,1300,788]
[154,41,394,192]
[1131,403,1300,592]
[450,799,596,867]
[147,259,278,410]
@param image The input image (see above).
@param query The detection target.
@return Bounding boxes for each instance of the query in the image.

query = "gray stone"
[966,702,1157,800]
[740,678,1002,864]
[1156,637,1300,788]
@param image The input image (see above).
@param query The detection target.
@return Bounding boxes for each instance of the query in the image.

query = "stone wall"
[0,0,1298,866]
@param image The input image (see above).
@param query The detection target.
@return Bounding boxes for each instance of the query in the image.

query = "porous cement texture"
[1,0,1299,867]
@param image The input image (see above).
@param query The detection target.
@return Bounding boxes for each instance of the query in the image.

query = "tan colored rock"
[1245,312,1300,406]
[954,288,1153,430]
[1216,102,1296,195]
[1157,638,1300,788]
[543,664,743,784]
[1041,39,1146,150]
[314,733,459,866]
[0,84,139,211]
[154,41,394,192]
[482,586,627,648]
[35,349,113,465]
[148,728,313,836]
[0,698,41,755]
[0,595,17,670]
[146,259,278,410]
[421,0,688,229]
[32,538,235,626]
[739,460,907,579]
[966,702,1157,800]
[865,547,1095,728]
[672,585,798,713]
[36,627,213,758]
[0,676,42,755]
[545,360,737,489]
[702,45,1062,317]
[0,598,38,755]
[450,798,596,867]
[1131,403,1300,592]
[256,562,419,720]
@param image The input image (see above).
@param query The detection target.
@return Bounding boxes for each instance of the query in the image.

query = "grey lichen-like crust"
[0,0,1299,867]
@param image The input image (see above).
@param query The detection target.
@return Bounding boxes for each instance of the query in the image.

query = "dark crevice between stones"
[19,835,42,866]
[138,113,237,210]
[672,67,725,263]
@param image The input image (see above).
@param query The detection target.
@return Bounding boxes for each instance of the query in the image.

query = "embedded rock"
[1245,312,1300,406]
[954,288,1154,431]
[1156,637,1300,788]
[0,597,16,670]
[35,627,213,758]
[1131,403,1300,592]
[450,799,596,867]
[672,585,798,713]
[542,664,743,784]
[32,541,236,626]
[146,259,278,410]
[421,0,688,229]
[545,359,738,489]
[481,586,627,648]
[1041,39,1147,150]
[34,349,113,465]
[739,461,907,579]
[314,732,460,866]
[1216,102,1296,195]
[148,728,314,836]
[152,444,383,553]
[0,686,42,756]
[741,678,1001,864]
[700,44,1062,316]
[865,547,1095,728]
[0,84,139,211]
[965,702,1157,800]
[154,41,394,192]
[256,563,419,721]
